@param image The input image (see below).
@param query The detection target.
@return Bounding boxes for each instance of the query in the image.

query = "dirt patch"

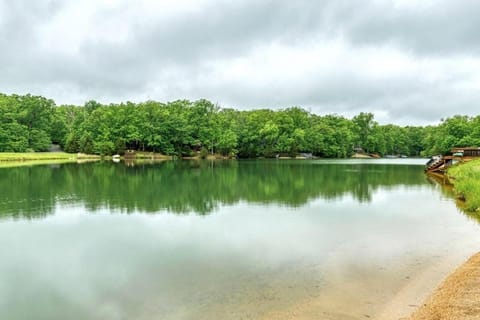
[408,252,480,320]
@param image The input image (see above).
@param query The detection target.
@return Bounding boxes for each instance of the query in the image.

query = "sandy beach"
[408,252,480,320]
[258,252,480,320]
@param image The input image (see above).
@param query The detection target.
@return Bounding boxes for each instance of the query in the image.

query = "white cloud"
[1,0,480,125]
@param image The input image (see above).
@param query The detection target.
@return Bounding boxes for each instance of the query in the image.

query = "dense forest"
[1,93,479,157]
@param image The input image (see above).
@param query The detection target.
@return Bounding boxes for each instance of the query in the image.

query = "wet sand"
[258,252,480,320]
[408,252,480,320]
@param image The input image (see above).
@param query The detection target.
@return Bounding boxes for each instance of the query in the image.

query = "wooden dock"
[425,155,455,172]
[425,147,480,173]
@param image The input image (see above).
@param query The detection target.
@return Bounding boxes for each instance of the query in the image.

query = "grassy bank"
[133,152,172,160]
[0,152,75,161]
[448,159,480,212]
[0,152,100,168]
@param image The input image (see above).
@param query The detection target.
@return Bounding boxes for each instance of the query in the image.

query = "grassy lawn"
[0,153,101,168]
[448,159,480,212]
[0,152,75,161]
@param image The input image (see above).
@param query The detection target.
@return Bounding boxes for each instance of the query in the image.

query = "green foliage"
[0,93,478,157]
[422,115,479,156]
[353,112,376,153]
[79,134,94,154]
[0,93,54,152]
[64,132,79,153]
[199,147,209,159]
[94,140,115,155]
[0,122,28,152]
[29,129,51,151]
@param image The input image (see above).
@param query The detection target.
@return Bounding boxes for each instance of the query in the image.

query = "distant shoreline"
[0,153,429,169]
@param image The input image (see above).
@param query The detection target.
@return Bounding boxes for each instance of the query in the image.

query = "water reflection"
[0,160,427,218]
[426,172,480,223]
[1,160,479,320]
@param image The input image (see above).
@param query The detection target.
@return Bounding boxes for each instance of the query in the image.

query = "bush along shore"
[448,159,480,212]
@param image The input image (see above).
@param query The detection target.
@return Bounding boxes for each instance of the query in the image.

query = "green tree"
[353,112,376,153]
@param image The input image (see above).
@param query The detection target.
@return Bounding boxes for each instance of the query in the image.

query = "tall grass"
[448,159,480,212]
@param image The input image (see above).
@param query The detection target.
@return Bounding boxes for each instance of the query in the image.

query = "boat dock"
[425,147,480,173]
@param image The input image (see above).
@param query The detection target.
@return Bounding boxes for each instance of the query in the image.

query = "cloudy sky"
[1,0,479,125]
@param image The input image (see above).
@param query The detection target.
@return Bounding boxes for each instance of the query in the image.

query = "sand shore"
[258,252,480,320]
[407,252,480,320]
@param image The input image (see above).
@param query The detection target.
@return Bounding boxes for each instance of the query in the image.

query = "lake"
[0,159,479,320]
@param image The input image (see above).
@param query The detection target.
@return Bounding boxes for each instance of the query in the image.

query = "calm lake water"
[0,159,479,320]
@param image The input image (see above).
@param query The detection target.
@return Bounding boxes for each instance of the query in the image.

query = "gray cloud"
[1,0,479,125]
[337,0,480,55]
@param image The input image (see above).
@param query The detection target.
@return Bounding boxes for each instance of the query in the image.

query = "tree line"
[0,93,479,157]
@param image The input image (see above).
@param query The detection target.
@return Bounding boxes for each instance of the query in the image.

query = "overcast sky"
[1,0,479,125]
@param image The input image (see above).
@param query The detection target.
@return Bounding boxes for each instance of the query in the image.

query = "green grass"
[133,152,172,159]
[0,152,101,168]
[448,159,480,212]
[0,152,75,161]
